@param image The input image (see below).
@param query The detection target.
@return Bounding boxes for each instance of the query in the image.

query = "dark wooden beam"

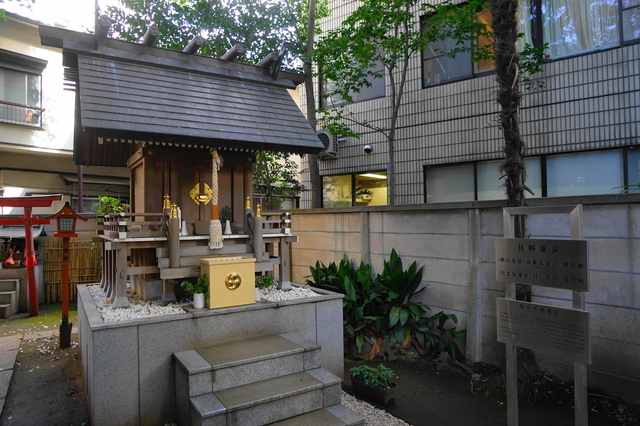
[221,44,245,61]
[257,52,279,68]
[183,36,205,54]
[142,24,159,46]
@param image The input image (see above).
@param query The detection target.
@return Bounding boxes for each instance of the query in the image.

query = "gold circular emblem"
[225,272,242,290]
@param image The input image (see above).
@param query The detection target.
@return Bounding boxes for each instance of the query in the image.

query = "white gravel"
[88,285,189,322]
[89,283,319,322]
[257,284,319,302]
[342,391,410,426]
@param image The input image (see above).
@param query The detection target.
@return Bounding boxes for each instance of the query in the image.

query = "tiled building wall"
[300,0,640,207]
[291,195,640,405]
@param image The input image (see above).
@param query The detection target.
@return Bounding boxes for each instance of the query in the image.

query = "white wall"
[0,14,75,154]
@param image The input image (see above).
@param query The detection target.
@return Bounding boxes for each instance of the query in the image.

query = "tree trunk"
[489,0,525,216]
[489,0,539,380]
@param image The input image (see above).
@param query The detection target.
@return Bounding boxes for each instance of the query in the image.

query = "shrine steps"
[0,280,19,318]
[174,334,363,426]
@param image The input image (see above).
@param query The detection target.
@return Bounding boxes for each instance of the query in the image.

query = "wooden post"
[60,236,72,348]
[111,244,129,308]
[571,205,588,426]
[503,209,518,426]
[23,207,39,316]
[169,218,180,268]
[253,205,263,262]
[169,203,180,268]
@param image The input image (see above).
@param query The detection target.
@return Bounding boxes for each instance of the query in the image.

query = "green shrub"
[94,196,129,221]
[349,364,395,389]
[376,249,431,348]
[426,311,465,360]
[180,274,209,298]
[307,256,382,355]
[220,206,231,222]
[255,273,275,289]
[306,250,465,361]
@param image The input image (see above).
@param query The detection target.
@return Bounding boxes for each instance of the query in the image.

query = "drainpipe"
[77,165,83,213]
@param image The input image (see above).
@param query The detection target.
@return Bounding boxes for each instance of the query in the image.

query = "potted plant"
[180,274,209,309]
[220,206,232,235]
[349,364,397,405]
[94,196,129,221]
[255,273,276,301]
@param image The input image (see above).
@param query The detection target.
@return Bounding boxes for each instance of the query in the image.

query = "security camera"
[364,144,373,154]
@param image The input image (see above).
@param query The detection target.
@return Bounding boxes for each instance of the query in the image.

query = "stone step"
[190,368,342,425]
[270,405,365,426]
[174,335,321,395]
[0,280,18,292]
[0,291,17,304]
[0,291,18,318]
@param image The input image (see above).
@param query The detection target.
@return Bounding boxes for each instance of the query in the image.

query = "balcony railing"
[0,100,43,127]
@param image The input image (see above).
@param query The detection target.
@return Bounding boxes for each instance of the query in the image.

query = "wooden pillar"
[169,203,180,268]
[23,207,39,316]
[253,213,263,262]
[277,236,292,291]
[110,243,130,308]
[169,218,180,268]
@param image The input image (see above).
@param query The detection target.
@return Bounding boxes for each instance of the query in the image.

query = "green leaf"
[399,308,409,327]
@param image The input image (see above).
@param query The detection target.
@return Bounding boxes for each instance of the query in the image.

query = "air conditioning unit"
[317,130,343,159]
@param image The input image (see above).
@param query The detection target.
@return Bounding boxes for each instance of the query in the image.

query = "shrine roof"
[39,26,323,166]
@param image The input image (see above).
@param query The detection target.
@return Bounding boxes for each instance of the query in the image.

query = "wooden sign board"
[497,298,591,364]
[495,238,589,291]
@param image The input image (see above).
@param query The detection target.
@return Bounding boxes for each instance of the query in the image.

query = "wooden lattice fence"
[43,236,101,303]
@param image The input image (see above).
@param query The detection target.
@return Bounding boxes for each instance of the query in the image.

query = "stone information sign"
[495,238,589,291]
[496,298,591,364]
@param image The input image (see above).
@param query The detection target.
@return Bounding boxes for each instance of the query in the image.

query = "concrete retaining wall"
[77,285,343,426]
[291,194,640,405]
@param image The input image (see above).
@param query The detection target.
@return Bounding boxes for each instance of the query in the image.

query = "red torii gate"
[0,194,63,316]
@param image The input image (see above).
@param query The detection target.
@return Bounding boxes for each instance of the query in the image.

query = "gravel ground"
[341,391,409,426]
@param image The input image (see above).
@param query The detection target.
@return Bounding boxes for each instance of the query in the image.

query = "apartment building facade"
[291,0,640,405]
[0,12,128,215]
[301,0,639,208]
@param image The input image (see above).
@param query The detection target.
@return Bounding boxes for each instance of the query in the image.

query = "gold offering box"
[200,257,256,309]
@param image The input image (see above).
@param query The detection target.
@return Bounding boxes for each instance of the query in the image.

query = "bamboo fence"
[43,236,101,303]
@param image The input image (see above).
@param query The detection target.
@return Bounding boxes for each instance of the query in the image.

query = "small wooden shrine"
[39,23,323,307]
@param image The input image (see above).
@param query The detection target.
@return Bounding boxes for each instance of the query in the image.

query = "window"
[423,0,638,86]
[321,62,386,108]
[425,158,541,203]
[622,0,640,42]
[422,9,494,87]
[526,0,638,57]
[425,164,475,203]
[477,159,542,200]
[546,150,623,196]
[529,0,622,58]
[425,148,636,203]
[0,49,47,127]
[322,172,388,207]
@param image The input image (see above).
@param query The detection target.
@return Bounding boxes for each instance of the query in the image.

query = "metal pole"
[60,237,72,349]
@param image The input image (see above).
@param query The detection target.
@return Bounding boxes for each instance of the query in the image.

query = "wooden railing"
[102,212,167,239]
[97,208,298,307]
